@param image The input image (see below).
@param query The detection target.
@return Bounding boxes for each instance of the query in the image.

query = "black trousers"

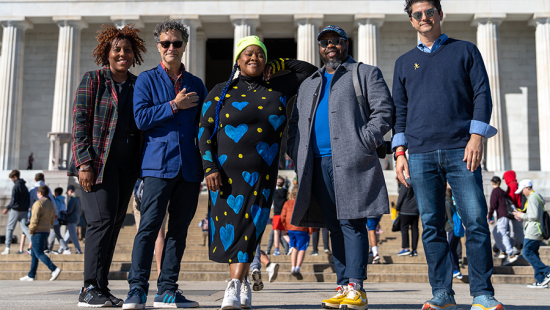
[81,137,139,291]
[311,228,330,252]
[400,214,419,251]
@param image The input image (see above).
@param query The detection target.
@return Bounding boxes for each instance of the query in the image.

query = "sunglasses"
[412,8,439,21]
[318,37,346,48]
[159,41,185,49]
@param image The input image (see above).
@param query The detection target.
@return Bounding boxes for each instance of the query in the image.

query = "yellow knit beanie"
[234,35,268,63]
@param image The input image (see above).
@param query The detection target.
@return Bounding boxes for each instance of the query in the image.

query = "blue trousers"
[128,171,200,294]
[29,232,57,278]
[312,157,369,285]
[522,239,550,283]
[409,148,494,297]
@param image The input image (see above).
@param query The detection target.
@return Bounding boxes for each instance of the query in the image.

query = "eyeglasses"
[318,37,346,48]
[412,8,438,21]
[159,41,185,49]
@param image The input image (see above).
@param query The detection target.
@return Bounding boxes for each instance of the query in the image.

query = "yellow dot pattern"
[241,94,246,97]
[213,247,216,253]
[268,89,273,91]
[239,154,243,158]
[245,213,249,218]
[257,128,263,133]
[208,117,214,123]
[279,107,282,110]
[225,94,231,98]
[254,90,257,92]
[245,236,248,241]
[216,216,218,221]
[215,96,220,101]
[233,86,238,89]
[228,178,233,184]
[266,175,270,180]
[258,106,263,110]
[220,191,223,196]
[207,140,212,144]
[229,259,232,263]
[262,97,266,99]
[226,113,229,118]
[224,211,227,216]
[280,132,283,137]
[254,191,257,196]
[206,168,211,173]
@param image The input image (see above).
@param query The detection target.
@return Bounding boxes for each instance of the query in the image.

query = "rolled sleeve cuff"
[470,120,498,138]
[170,100,178,114]
[391,133,407,152]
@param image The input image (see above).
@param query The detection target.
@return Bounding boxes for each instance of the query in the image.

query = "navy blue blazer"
[133,64,207,182]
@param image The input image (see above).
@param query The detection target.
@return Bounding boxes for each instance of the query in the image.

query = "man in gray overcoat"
[287,25,393,310]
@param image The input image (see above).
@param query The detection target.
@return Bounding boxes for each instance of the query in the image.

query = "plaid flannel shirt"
[161,62,186,114]
[68,67,138,185]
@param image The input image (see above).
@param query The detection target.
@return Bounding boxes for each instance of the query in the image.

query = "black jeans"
[81,137,139,290]
[311,228,330,252]
[400,214,419,251]
[312,156,369,285]
[128,171,200,294]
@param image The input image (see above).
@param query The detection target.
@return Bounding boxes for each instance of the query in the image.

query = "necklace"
[244,81,256,91]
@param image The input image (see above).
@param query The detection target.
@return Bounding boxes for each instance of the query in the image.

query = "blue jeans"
[128,172,200,295]
[409,148,494,297]
[312,156,369,285]
[522,239,550,283]
[29,232,57,278]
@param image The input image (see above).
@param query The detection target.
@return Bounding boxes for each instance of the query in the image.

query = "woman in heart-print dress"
[199,36,316,308]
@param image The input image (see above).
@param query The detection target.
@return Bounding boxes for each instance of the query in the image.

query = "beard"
[320,50,344,69]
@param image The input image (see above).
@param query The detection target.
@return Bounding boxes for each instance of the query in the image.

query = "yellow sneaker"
[339,283,368,310]
[321,285,349,309]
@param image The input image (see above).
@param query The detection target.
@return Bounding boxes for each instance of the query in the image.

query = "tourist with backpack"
[445,185,463,280]
[199,214,209,246]
[488,176,518,265]
[512,179,550,288]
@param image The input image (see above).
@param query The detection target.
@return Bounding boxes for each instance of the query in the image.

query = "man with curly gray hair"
[122,19,207,310]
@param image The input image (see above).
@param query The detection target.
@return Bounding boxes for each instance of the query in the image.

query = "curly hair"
[404,0,442,17]
[154,20,189,43]
[92,24,147,67]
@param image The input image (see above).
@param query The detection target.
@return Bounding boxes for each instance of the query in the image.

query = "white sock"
[291,266,296,273]
[372,246,378,256]
[295,266,301,273]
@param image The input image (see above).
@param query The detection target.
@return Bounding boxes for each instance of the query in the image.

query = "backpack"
[201,218,209,231]
[446,200,465,238]
[505,196,517,218]
[541,211,550,240]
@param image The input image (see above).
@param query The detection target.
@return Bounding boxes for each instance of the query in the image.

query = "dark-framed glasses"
[159,41,185,49]
[318,37,346,48]
[412,8,438,21]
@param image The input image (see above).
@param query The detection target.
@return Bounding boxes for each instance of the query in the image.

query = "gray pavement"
[0,280,546,309]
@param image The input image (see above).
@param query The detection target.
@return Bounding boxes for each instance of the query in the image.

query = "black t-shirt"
[273,187,288,215]
[114,79,139,133]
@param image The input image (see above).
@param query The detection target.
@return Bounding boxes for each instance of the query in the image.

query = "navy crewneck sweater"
[392,38,492,154]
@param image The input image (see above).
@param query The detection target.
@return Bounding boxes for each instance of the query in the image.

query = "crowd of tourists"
[2,0,549,310]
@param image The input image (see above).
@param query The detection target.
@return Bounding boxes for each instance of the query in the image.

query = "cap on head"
[317,25,348,41]
[234,35,268,63]
[67,185,76,192]
[515,179,533,194]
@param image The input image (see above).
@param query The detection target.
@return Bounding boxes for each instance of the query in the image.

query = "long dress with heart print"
[199,59,317,263]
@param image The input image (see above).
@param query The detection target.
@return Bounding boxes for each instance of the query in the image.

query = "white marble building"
[0,0,549,174]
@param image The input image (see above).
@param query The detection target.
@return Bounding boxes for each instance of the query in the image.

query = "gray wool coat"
[287,56,393,228]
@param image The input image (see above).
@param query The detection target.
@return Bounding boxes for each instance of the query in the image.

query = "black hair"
[404,0,442,17]
[37,185,49,197]
[491,176,501,185]
[209,63,239,140]
[54,187,63,196]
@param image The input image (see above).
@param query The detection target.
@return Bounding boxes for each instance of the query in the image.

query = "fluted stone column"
[171,15,202,76]
[533,13,550,171]
[295,15,323,67]
[48,17,88,170]
[231,15,260,62]
[111,15,144,30]
[355,14,384,66]
[0,18,32,170]
[195,31,207,81]
[473,14,506,171]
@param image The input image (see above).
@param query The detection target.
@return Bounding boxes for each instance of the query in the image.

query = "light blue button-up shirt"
[392,33,498,151]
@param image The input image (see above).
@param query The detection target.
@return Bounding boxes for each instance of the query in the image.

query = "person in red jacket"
[502,171,525,251]
[503,171,521,208]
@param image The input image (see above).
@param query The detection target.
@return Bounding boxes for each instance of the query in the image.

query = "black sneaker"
[78,285,112,307]
[102,288,124,307]
[410,250,418,257]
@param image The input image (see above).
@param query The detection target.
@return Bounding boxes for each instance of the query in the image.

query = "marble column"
[195,31,207,82]
[0,18,32,170]
[231,15,260,62]
[49,17,87,170]
[472,14,506,171]
[354,14,384,66]
[533,13,550,171]
[111,15,144,30]
[295,15,323,67]
[171,15,202,76]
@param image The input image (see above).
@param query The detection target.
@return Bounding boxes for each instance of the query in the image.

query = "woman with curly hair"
[68,24,146,308]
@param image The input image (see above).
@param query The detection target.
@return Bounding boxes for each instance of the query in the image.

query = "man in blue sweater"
[392,1,505,310]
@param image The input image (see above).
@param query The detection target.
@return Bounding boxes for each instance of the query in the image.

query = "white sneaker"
[266,263,279,283]
[1,248,10,255]
[497,252,506,259]
[287,247,293,255]
[221,279,241,310]
[20,275,34,281]
[503,255,518,266]
[62,249,72,255]
[527,282,549,289]
[240,278,252,309]
[50,267,62,281]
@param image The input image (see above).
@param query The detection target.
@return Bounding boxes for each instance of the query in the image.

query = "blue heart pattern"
[220,224,235,251]
[251,205,270,239]
[202,151,213,162]
[210,217,215,243]
[262,189,271,202]
[210,191,218,206]
[225,124,248,143]
[269,115,285,131]
[232,101,249,111]
[238,251,249,263]
[217,154,227,167]
[198,127,204,141]
[202,101,212,117]
[242,171,259,187]
[256,142,278,166]
[227,195,244,214]
[279,96,287,107]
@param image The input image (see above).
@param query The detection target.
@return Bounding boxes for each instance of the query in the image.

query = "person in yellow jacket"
[19,186,62,281]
